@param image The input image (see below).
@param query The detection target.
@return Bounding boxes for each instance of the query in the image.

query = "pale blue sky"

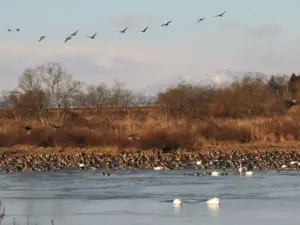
[0,0,298,44]
[0,0,300,91]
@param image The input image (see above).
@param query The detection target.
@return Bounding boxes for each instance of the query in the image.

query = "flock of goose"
[5,11,226,43]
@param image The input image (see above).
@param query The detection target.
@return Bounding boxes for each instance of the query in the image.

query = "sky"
[0,0,300,91]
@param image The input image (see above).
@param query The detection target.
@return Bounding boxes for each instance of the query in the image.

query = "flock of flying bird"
[5,11,227,43]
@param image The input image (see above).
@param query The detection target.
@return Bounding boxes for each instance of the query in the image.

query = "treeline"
[0,62,297,121]
[158,75,292,118]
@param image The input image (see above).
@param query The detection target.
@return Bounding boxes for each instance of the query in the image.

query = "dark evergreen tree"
[268,75,279,91]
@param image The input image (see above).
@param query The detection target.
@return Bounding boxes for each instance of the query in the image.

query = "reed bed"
[1,108,300,151]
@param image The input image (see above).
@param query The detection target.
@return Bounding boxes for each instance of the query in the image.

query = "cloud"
[0,39,300,93]
[249,23,282,38]
[217,18,247,32]
[110,12,159,28]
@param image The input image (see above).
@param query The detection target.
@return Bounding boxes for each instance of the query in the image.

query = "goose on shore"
[23,126,32,134]
[173,198,182,206]
[206,197,220,205]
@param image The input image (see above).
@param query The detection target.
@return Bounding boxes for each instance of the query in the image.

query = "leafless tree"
[85,83,111,108]
[35,62,78,120]
[17,68,49,124]
[18,68,42,92]
[110,80,124,108]
[120,89,134,108]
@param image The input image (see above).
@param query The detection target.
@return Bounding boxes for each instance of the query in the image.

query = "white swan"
[206,197,220,205]
[245,171,254,176]
[211,171,219,176]
[173,198,182,206]
[196,161,202,166]
[153,166,165,171]
[238,164,245,173]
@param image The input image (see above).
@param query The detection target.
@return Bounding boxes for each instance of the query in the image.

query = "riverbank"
[1,142,300,172]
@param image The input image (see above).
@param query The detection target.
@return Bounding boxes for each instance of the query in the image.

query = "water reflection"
[207,203,220,217]
[207,204,220,211]
[173,205,183,216]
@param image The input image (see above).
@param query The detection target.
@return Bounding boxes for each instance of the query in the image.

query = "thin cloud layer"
[110,12,159,29]
[250,23,283,38]
[0,40,299,92]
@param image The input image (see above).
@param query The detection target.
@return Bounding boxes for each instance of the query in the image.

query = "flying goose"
[71,30,78,36]
[87,32,97,39]
[38,36,46,42]
[196,18,206,23]
[141,26,148,33]
[161,21,172,26]
[119,27,128,33]
[215,11,226,17]
[64,36,72,43]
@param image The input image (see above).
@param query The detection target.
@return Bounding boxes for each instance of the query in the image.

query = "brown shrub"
[1,107,300,150]
[197,119,252,143]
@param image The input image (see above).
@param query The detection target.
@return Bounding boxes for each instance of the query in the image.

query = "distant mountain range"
[141,69,269,97]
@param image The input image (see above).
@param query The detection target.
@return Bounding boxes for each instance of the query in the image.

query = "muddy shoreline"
[1,143,300,172]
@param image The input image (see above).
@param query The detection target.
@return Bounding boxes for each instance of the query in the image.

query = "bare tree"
[61,80,85,108]
[110,80,124,108]
[35,62,77,120]
[120,89,134,108]
[18,68,42,92]
[85,83,111,108]
[17,69,49,124]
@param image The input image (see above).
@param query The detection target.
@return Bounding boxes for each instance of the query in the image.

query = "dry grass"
[1,108,300,153]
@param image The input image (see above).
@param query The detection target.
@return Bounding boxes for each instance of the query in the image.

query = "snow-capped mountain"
[141,69,269,97]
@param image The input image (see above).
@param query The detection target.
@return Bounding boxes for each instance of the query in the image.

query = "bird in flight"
[119,27,128,34]
[6,29,11,32]
[38,36,46,42]
[87,32,97,39]
[162,21,172,26]
[16,28,20,31]
[196,18,206,23]
[71,30,78,36]
[64,36,72,43]
[215,11,226,17]
[141,26,148,33]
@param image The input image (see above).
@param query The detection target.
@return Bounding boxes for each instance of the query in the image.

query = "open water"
[1,169,300,225]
